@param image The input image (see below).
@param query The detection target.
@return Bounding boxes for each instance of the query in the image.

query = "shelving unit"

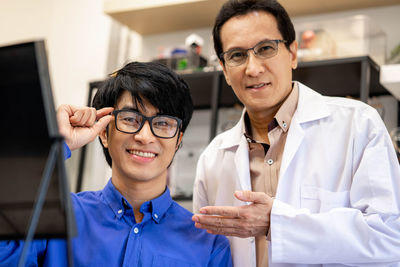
[293,56,387,102]
[103,0,400,35]
[181,55,389,142]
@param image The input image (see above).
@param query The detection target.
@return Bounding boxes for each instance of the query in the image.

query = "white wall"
[0,0,114,191]
[48,0,112,107]
[0,0,53,46]
[0,0,112,107]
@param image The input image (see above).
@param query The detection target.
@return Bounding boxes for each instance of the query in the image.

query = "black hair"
[92,61,194,166]
[213,0,296,63]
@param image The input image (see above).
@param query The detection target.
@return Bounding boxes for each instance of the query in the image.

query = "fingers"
[96,107,114,120]
[192,192,274,238]
[198,206,241,217]
[56,105,114,151]
[192,215,241,236]
[234,190,271,204]
[67,106,114,128]
[70,107,97,127]
[192,214,267,238]
[192,214,239,227]
[91,114,113,135]
[195,222,240,237]
[91,107,114,135]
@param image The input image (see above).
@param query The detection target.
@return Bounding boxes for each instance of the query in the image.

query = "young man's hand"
[57,105,113,150]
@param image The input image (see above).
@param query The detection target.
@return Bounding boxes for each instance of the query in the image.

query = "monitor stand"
[17,139,76,267]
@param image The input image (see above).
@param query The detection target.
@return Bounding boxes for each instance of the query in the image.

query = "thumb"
[91,115,112,135]
[234,190,269,204]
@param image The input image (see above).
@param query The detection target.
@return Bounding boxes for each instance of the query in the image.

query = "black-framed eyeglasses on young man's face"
[112,110,182,139]
[220,39,287,67]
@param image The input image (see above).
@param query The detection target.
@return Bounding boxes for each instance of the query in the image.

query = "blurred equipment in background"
[296,15,386,65]
[153,33,207,72]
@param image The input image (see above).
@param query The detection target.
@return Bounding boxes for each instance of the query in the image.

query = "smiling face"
[99,90,182,187]
[220,11,298,117]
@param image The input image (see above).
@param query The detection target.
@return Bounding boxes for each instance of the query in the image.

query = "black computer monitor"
[0,40,74,239]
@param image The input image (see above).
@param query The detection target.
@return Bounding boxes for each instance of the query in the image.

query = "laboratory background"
[1,0,400,211]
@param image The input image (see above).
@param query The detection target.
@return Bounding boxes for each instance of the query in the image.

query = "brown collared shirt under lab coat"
[244,83,299,267]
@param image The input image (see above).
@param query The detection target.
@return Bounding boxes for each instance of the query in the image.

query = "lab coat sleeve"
[270,108,400,266]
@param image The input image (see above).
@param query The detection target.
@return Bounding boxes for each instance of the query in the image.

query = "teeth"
[128,150,156,158]
[250,83,266,88]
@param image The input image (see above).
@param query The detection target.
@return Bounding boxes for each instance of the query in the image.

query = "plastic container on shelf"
[295,15,386,65]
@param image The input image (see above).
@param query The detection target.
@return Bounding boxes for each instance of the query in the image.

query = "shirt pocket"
[152,255,196,267]
[301,185,350,213]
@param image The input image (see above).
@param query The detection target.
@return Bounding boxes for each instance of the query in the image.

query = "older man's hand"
[192,190,274,238]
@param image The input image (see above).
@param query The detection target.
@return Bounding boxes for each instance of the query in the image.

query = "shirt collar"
[102,179,173,223]
[243,82,299,141]
[140,187,172,224]
[275,82,299,133]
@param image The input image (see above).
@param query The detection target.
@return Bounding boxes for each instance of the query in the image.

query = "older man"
[192,0,400,266]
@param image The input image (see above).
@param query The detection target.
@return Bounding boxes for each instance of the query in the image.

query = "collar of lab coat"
[217,81,331,150]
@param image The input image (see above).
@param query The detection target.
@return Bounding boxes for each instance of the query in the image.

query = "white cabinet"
[380,64,400,100]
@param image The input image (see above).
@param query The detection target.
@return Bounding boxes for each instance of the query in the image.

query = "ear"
[99,127,109,148]
[219,60,231,86]
[289,40,298,70]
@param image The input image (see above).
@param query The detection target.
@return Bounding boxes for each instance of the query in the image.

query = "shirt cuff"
[63,142,71,160]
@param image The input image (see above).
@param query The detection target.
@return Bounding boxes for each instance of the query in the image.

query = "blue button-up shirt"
[0,180,232,266]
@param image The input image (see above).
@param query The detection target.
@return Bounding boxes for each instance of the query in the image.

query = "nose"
[244,51,265,77]
[134,121,156,144]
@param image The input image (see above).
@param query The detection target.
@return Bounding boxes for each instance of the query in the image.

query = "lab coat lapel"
[234,136,251,192]
[279,116,305,179]
[219,112,252,193]
[279,82,331,181]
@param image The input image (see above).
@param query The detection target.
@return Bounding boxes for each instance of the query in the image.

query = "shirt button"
[134,227,139,234]
[118,209,123,214]
[154,213,158,219]
[267,159,274,165]
[282,122,287,128]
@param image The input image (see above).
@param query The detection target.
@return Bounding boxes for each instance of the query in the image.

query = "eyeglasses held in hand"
[112,110,182,139]
[220,39,287,67]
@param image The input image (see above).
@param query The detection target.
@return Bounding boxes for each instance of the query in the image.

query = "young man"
[0,62,232,266]
[192,0,400,266]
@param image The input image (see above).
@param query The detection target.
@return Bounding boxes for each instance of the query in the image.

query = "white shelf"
[103,0,226,35]
[103,0,400,35]
[380,64,400,100]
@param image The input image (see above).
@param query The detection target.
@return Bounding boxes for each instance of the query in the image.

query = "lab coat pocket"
[301,185,350,213]
[152,255,195,267]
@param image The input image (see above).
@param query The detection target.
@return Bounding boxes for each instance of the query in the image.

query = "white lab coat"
[193,82,400,267]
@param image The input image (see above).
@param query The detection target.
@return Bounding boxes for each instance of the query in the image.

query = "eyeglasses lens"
[115,111,179,138]
[224,40,279,67]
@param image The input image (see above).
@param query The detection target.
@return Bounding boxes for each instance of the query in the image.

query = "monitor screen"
[0,40,72,239]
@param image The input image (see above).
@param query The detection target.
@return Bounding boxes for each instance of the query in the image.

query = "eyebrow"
[119,106,138,112]
[118,105,163,116]
[225,38,276,52]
